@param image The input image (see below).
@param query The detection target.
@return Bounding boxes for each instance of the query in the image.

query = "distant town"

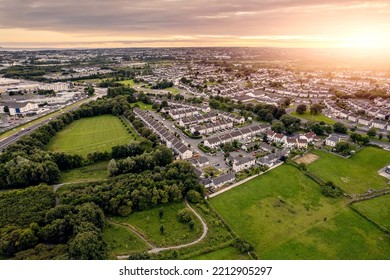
[0,47,389,260]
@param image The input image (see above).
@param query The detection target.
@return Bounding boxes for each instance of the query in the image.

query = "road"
[148,110,230,169]
[0,88,107,152]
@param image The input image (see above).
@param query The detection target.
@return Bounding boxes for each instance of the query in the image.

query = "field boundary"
[349,204,390,234]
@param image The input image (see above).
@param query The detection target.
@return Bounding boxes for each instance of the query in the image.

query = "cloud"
[0,0,389,47]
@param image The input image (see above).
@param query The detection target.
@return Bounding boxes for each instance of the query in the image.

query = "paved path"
[116,200,208,259]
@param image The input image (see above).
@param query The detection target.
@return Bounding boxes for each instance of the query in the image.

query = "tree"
[84,86,95,97]
[107,159,118,177]
[177,209,193,224]
[159,207,164,219]
[159,225,165,235]
[378,133,383,140]
[68,231,107,260]
[310,104,322,115]
[334,142,355,156]
[387,132,390,141]
[296,104,307,114]
[333,122,348,134]
[367,128,377,137]
[320,181,343,198]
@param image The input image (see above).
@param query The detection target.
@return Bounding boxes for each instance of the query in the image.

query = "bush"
[186,190,203,203]
[127,251,151,260]
[177,208,193,224]
[233,238,254,253]
[321,181,343,198]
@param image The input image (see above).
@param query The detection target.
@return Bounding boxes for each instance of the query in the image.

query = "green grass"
[113,202,203,247]
[131,101,154,110]
[164,87,180,94]
[104,222,150,257]
[210,164,390,259]
[352,195,390,231]
[59,161,109,183]
[308,147,390,194]
[118,79,136,87]
[291,111,336,125]
[47,115,134,157]
[265,207,390,259]
[190,246,250,260]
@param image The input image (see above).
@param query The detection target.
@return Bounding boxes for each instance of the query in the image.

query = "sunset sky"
[1,0,390,49]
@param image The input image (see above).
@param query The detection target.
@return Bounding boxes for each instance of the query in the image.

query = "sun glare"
[342,32,390,49]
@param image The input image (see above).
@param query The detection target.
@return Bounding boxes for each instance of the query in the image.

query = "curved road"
[117,200,208,259]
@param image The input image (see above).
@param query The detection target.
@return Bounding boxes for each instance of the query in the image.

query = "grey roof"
[212,172,236,186]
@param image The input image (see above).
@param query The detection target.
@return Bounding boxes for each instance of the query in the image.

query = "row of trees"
[60,161,204,215]
[209,95,287,123]
[108,145,174,176]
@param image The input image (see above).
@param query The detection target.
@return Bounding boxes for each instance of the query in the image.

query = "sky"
[0,0,390,49]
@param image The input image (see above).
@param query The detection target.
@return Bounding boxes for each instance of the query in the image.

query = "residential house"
[212,172,236,188]
[325,135,340,147]
[232,156,256,172]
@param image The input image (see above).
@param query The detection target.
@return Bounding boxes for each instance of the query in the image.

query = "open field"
[295,153,319,164]
[118,79,136,87]
[291,111,336,125]
[112,202,203,247]
[308,147,390,194]
[59,161,109,183]
[131,101,154,110]
[47,115,133,157]
[164,87,180,94]
[210,164,390,259]
[189,246,250,260]
[351,195,390,231]
[104,222,150,257]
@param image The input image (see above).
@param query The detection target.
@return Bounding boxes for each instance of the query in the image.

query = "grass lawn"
[47,115,134,157]
[351,195,390,231]
[118,79,136,87]
[164,87,180,94]
[59,161,109,183]
[131,101,154,110]
[308,147,390,194]
[112,202,203,247]
[104,222,150,257]
[210,164,390,259]
[291,111,336,125]
[190,246,250,260]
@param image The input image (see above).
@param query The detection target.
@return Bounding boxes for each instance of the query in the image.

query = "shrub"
[321,181,343,198]
[186,190,203,203]
[177,208,193,224]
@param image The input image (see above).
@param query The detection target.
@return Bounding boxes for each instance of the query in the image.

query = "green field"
[164,87,180,94]
[131,101,154,110]
[113,202,202,247]
[291,111,336,125]
[104,222,150,257]
[47,115,134,157]
[210,164,390,259]
[190,246,250,260]
[118,79,136,87]
[308,147,390,194]
[59,161,109,183]
[352,195,390,231]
